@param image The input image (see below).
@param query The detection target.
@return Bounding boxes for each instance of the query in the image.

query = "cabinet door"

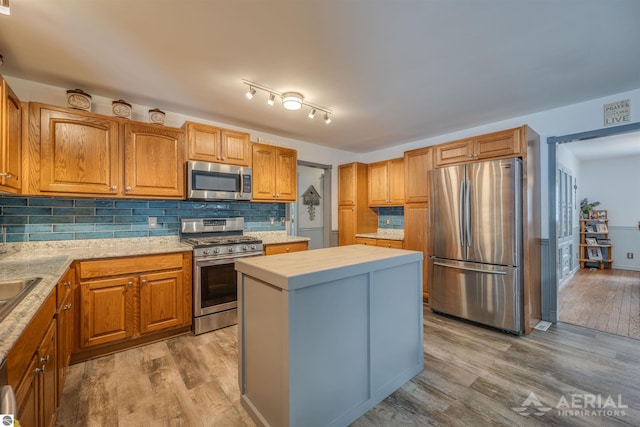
[368,161,389,206]
[1,78,22,193]
[275,147,297,201]
[434,139,473,167]
[124,123,185,198]
[404,202,430,299]
[388,158,405,205]
[251,143,276,200]
[338,205,356,246]
[139,270,184,334]
[56,291,73,403]
[80,276,135,348]
[38,320,57,427]
[15,354,38,427]
[474,128,521,160]
[220,130,251,166]
[38,106,121,195]
[185,121,223,162]
[338,163,356,205]
[404,147,432,204]
[377,239,404,249]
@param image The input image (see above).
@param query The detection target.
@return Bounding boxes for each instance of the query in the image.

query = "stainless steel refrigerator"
[430,157,523,333]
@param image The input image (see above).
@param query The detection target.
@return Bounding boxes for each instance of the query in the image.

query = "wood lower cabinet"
[28,103,186,198]
[263,241,309,255]
[184,121,251,166]
[368,158,404,206]
[0,75,23,193]
[355,237,403,248]
[434,128,521,167]
[75,252,192,360]
[338,163,377,245]
[251,143,297,201]
[7,290,58,427]
[404,202,430,300]
[56,267,75,404]
[354,237,377,246]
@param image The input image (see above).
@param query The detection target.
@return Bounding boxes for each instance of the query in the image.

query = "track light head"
[308,108,316,119]
[267,93,275,106]
[324,112,331,124]
[246,87,256,99]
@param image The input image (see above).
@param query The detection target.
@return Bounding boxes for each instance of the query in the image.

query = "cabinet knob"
[35,366,46,374]
[141,279,148,285]
[126,186,132,191]
[63,281,71,287]
[286,248,290,252]
[221,157,226,161]
[40,355,50,364]
[276,194,280,198]
[0,172,12,178]
[127,281,133,287]
[216,156,221,160]
[111,185,118,191]
[63,304,72,310]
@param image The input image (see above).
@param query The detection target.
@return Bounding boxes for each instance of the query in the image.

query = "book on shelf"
[595,223,608,233]
[584,224,595,233]
[587,247,603,261]
[597,238,612,245]
[585,237,598,246]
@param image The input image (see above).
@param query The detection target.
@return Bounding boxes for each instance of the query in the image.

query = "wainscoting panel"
[609,226,640,271]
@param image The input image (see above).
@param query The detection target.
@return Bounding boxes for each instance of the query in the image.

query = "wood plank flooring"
[56,309,640,426]
[559,268,640,340]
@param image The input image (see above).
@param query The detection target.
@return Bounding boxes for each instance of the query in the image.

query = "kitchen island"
[235,244,424,427]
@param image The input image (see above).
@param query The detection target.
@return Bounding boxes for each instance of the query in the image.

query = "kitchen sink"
[0,277,42,322]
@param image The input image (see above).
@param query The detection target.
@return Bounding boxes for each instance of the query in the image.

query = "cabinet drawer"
[355,237,377,246]
[377,239,404,249]
[264,241,309,255]
[78,253,184,279]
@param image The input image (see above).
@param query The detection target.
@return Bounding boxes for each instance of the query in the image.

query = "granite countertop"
[235,245,422,291]
[0,236,192,365]
[245,231,311,245]
[355,229,405,241]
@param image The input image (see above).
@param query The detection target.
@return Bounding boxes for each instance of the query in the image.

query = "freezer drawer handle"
[433,261,508,275]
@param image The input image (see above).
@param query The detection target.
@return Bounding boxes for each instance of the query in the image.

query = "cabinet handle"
[221,157,226,161]
[125,186,132,191]
[141,279,147,285]
[216,156,221,160]
[35,366,45,374]
[40,355,50,364]
[63,281,71,287]
[63,304,72,310]
[127,281,133,287]
[0,172,12,178]
[110,185,118,191]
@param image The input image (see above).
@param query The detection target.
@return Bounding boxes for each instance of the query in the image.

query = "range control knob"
[251,245,256,250]
[228,247,234,253]
[213,248,220,254]
[242,245,248,251]
[203,248,210,255]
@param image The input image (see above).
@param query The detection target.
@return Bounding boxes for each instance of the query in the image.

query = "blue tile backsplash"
[0,196,286,242]
[377,206,404,229]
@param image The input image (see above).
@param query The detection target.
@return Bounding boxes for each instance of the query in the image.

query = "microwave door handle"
[239,173,244,198]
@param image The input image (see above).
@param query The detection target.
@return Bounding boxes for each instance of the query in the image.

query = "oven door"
[193,253,261,317]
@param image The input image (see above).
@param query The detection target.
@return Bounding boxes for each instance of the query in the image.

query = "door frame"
[294,160,332,248]
[545,121,640,322]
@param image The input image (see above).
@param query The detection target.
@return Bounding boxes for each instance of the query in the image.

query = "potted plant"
[580,198,600,219]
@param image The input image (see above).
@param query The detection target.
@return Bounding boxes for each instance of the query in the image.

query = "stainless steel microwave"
[187,161,252,201]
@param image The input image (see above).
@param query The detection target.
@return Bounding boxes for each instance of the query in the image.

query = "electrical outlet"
[627,252,634,259]
[269,217,275,226]
[386,219,391,225]
[148,217,157,228]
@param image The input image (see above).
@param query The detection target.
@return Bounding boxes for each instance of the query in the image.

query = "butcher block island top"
[235,245,424,427]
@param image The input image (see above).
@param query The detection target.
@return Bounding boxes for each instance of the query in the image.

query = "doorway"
[293,161,332,250]
[547,122,640,336]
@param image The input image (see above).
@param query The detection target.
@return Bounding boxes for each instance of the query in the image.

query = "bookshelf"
[579,210,613,269]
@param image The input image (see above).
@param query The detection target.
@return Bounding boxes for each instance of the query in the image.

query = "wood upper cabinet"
[0,76,23,193]
[404,146,433,203]
[338,162,358,205]
[368,158,404,206]
[76,253,192,355]
[124,123,185,198]
[29,103,186,198]
[251,142,297,202]
[33,103,121,195]
[184,121,251,166]
[434,128,521,167]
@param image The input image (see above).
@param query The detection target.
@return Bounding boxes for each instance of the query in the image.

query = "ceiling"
[1,1,639,153]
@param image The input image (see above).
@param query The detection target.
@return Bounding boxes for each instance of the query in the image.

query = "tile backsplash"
[377,206,404,229]
[0,195,286,242]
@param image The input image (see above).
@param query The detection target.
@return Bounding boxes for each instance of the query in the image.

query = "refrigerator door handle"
[466,179,472,247]
[433,261,508,275]
[459,180,465,248]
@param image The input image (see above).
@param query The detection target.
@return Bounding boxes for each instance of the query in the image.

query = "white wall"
[7,75,640,237]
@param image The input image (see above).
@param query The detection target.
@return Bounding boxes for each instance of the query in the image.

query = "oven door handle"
[195,253,263,266]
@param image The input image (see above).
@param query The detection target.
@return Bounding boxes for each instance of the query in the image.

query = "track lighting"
[0,0,9,15]
[242,80,333,124]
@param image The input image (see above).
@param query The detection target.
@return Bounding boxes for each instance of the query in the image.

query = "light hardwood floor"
[56,309,640,426]
[559,268,640,340]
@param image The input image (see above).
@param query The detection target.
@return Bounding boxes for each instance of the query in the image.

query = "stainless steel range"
[181,217,263,335]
